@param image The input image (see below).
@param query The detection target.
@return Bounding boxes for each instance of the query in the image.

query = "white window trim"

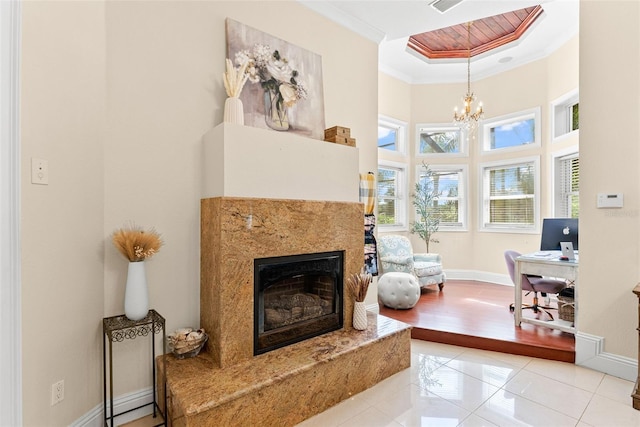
[478,156,541,233]
[551,89,579,142]
[377,160,408,232]
[415,123,468,158]
[378,115,408,156]
[480,107,541,154]
[415,164,468,231]
[0,1,22,425]
[550,146,579,217]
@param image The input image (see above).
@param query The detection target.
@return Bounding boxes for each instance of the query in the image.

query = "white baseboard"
[575,332,637,382]
[71,387,155,427]
[444,269,513,286]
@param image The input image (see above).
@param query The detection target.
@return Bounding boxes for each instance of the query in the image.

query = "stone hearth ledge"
[159,313,411,426]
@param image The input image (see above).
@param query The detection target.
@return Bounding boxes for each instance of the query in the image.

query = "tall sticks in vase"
[347,269,372,330]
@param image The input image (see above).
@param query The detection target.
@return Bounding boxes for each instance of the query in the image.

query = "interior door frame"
[0,1,22,425]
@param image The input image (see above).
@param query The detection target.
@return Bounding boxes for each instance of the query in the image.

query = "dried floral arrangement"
[223,58,249,98]
[112,224,163,262]
[346,269,372,303]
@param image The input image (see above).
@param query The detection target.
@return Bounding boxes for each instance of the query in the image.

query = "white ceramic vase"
[353,301,368,330]
[224,97,244,125]
[124,261,149,321]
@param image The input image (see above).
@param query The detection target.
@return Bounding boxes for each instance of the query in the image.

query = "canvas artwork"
[226,18,326,140]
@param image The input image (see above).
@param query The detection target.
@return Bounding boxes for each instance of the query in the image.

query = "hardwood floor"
[379,280,576,363]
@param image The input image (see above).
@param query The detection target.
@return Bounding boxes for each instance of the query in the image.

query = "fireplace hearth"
[159,196,411,426]
[254,251,344,354]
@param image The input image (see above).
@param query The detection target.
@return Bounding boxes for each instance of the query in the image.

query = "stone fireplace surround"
[201,197,363,367]
[158,126,411,425]
[158,197,411,426]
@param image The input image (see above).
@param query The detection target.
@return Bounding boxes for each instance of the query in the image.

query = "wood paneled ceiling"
[408,6,543,60]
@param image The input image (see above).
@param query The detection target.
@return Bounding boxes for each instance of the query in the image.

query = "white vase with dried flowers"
[223,58,249,125]
[112,224,163,321]
[346,270,372,331]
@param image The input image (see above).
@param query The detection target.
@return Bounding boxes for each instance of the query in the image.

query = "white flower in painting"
[279,83,297,107]
[266,59,294,84]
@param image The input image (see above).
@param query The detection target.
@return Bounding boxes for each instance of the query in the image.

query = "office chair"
[504,250,567,321]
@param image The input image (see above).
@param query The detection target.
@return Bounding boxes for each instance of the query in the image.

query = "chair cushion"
[380,255,413,265]
[414,261,443,277]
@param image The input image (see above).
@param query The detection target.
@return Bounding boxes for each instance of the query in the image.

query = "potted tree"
[410,163,441,253]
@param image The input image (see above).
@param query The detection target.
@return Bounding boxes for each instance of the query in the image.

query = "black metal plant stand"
[102,309,166,427]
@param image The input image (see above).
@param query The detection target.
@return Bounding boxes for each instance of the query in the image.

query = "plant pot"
[124,261,149,321]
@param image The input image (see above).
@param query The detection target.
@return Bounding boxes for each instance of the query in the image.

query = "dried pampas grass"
[346,269,372,302]
[223,58,249,98]
[112,223,163,262]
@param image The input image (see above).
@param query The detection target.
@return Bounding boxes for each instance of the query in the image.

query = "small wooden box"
[324,126,351,139]
[325,135,356,147]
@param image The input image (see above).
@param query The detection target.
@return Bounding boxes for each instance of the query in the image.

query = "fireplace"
[254,251,344,355]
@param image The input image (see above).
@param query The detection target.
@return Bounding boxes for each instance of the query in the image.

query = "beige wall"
[20,1,106,424]
[20,1,378,425]
[578,0,639,357]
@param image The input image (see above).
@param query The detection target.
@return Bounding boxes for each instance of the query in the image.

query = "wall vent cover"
[429,0,464,14]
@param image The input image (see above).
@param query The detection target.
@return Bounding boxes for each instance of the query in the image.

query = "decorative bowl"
[167,328,208,359]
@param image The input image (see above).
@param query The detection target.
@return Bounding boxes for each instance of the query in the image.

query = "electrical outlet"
[51,380,64,405]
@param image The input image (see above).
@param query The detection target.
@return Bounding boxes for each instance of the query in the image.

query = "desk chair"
[504,250,567,321]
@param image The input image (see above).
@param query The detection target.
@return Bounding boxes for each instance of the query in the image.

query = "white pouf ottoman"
[378,272,420,309]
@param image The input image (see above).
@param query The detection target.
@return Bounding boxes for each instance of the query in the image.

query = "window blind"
[487,162,535,225]
[559,155,579,218]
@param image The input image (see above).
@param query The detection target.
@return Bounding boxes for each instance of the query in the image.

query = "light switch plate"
[31,158,49,185]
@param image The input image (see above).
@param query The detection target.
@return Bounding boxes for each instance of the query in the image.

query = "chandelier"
[453,22,484,130]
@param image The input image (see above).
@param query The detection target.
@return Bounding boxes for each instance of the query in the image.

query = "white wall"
[20,1,378,424]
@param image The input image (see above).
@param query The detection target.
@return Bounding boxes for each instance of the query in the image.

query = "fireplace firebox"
[254,251,344,355]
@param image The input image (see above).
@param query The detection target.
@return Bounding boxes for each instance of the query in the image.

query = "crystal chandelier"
[453,22,484,130]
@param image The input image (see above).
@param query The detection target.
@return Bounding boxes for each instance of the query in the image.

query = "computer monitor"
[540,218,578,251]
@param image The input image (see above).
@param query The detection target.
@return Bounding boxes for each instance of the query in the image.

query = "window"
[480,157,539,231]
[378,116,407,154]
[416,165,467,230]
[555,153,579,218]
[481,108,541,153]
[570,103,579,132]
[416,124,465,156]
[377,162,407,230]
[552,90,579,140]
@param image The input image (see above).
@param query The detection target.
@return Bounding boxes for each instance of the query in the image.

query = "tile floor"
[297,339,640,427]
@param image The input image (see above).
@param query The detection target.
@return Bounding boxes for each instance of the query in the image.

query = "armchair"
[378,235,445,291]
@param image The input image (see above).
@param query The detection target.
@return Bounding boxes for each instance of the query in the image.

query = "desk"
[514,253,578,334]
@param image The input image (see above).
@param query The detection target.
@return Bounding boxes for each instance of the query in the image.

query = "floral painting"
[226,18,326,140]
